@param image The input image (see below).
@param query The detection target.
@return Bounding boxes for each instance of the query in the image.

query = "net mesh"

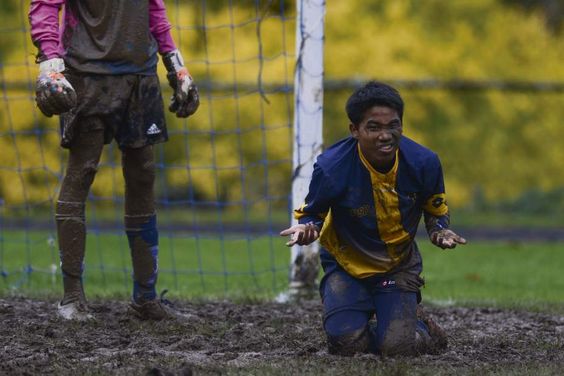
[0,0,297,298]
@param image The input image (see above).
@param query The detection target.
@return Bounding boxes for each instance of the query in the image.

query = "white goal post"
[288,0,326,297]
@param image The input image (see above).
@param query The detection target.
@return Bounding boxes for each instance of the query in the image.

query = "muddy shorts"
[59,71,168,149]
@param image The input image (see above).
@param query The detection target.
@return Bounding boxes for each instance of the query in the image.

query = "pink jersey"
[29,0,177,75]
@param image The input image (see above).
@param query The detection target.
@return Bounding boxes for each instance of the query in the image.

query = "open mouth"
[378,144,395,153]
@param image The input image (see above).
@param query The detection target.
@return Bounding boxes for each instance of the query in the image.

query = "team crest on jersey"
[350,204,373,218]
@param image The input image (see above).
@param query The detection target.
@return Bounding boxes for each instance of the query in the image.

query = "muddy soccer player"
[29,0,199,320]
[280,81,466,355]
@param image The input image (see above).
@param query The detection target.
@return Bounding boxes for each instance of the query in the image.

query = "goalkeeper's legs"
[122,145,160,306]
[56,126,104,307]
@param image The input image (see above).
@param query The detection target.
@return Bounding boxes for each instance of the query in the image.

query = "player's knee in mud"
[379,337,414,356]
[379,320,416,356]
[326,326,370,356]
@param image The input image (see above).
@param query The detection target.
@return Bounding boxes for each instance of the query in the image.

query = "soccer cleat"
[130,299,173,321]
[416,305,448,352]
[57,301,94,321]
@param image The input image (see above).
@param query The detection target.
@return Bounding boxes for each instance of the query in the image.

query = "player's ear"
[349,122,359,139]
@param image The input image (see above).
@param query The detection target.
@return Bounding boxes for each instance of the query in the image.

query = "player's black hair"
[345,81,404,125]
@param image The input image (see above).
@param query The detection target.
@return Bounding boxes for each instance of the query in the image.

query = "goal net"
[0,0,323,299]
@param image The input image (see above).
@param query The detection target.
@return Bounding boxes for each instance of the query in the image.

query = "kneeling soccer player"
[281,81,466,355]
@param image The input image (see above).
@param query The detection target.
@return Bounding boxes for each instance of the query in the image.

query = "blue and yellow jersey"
[295,136,450,279]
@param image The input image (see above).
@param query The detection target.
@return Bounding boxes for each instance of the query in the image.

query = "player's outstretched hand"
[280,223,319,247]
[163,49,200,118]
[35,58,77,117]
[431,229,467,249]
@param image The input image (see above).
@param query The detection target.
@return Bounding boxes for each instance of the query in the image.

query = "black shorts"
[59,71,168,149]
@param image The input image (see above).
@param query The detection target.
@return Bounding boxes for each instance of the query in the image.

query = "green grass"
[420,241,564,310]
[0,230,290,300]
[451,208,563,228]
[2,229,564,310]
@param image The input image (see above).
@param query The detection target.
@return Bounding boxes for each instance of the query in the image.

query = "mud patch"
[1,298,563,375]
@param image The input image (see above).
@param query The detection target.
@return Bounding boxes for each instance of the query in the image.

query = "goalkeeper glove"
[162,49,200,118]
[35,58,77,117]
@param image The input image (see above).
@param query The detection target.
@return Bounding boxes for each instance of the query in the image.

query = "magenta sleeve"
[149,0,177,54]
[28,0,65,61]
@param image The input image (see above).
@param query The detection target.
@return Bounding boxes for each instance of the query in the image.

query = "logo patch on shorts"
[147,123,161,135]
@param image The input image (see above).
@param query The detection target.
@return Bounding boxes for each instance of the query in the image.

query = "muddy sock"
[56,200,87,304]
[56,128,104,305]
[126,214,159,304]
[60,272,85,306]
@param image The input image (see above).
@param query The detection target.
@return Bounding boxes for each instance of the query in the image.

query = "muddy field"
[1,297,563,375]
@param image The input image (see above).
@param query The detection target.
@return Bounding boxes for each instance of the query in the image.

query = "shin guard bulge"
[122,145,158,303]
[56,200,86,304]
[126,214,159,303]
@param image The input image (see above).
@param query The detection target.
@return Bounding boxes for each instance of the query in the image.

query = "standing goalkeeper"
[281,81,466,355]
[29,0,199,320]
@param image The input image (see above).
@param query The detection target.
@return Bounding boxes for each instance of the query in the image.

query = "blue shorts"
[319,249,427,354]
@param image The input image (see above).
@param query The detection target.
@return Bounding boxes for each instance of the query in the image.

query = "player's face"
[350,105,402,171]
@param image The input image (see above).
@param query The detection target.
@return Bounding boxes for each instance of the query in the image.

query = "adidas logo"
[147,123,161,135]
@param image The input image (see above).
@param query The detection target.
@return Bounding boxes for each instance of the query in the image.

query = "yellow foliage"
[0,0,563,211]
[324,0,564,206]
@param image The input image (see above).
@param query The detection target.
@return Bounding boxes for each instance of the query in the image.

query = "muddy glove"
[162,49,200,118]
[35,58,76,117]
[280,222,320,247]
[430,229,467,249]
